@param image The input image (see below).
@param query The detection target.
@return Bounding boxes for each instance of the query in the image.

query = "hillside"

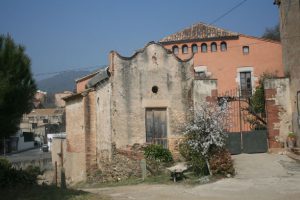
[36,70,91,93]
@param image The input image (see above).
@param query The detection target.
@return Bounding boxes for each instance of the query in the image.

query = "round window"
[152,86,158,94]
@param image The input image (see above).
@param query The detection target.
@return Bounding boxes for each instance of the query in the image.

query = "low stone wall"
[88,144,144,183]
[10,158,52,171]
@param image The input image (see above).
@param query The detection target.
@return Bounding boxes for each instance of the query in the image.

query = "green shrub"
[0,157,11,169]
[179,140,209,176]
[144,144,173,163]
[144,144,173,175]
[0,158,42,188]
[209,148,235,176]
[288,131,296,138]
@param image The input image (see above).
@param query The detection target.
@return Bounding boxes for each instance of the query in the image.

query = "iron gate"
[219,88,268,154]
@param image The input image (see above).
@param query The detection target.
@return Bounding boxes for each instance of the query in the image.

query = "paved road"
[84,153,300,200]
[5,148,51,162]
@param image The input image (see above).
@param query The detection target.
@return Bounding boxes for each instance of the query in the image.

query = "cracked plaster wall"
[110,43,194,150]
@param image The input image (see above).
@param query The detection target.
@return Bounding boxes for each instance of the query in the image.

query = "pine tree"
[0,34,36,137]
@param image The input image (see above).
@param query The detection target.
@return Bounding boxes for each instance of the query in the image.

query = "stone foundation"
[88,144,144,183]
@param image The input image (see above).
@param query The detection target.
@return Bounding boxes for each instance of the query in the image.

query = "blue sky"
[0,0,279,80]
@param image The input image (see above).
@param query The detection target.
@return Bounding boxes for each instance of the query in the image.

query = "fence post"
[238,89,243,151]
[55,161,58,186]
[140,159,146,181]
[60,139,66,189]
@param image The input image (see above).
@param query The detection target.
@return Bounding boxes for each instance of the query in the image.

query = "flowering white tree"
[184,99,229,174]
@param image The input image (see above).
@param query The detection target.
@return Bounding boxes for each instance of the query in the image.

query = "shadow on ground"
[0,185,110,200]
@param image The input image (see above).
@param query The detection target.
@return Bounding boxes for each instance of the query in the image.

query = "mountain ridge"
[36,70,91,93]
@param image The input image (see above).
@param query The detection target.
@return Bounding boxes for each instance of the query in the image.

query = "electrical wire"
[209,0,248,25]
[34,0,293,78]
[35,33,300,77]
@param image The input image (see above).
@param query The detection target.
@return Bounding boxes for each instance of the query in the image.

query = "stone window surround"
[235,66,258,94]
[194,65,212,78]
[141,100,170,142]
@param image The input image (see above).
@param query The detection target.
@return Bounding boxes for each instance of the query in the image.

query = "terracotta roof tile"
[160,22,239,43]
[27,108,64,116]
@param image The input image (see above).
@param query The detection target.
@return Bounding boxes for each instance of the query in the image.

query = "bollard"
[140,159,147,181]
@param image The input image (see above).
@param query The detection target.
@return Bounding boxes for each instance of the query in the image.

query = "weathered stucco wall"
[65,96,87,183]
[264,78,292,148]
[95,82,112,166]
[84,91,97,176]
[193,79,218,111]
[51,138,66,184]
[278,0,300,144]
[110,43,194,149]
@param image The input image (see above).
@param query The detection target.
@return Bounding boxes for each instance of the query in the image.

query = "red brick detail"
[211,89,218,97]
[264,89,276,99]
[206,89,218,103]
[265,88,282,148]
[269,139,283,148]
[116,149,144,160]
[268,130,280,137]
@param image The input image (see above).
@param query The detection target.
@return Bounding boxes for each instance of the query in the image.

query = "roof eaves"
[159,22,239,43]
[62,92,84,101]
[75,69,101,83]
[86,67,111,89]
[159,35,239,45]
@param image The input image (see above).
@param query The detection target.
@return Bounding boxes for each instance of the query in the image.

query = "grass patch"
[143,172,217,186]
[143,173,173,184]
[0,185,110,200]
[79,177,144,188]
[78,171,218,189]
[77,173,172,189]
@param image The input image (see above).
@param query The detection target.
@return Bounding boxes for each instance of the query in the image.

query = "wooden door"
[146,108,167,148]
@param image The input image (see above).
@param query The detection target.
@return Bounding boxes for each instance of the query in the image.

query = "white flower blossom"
[184,100,230,158]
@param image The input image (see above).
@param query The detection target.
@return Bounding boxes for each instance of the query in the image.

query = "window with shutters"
[240,71,252,97]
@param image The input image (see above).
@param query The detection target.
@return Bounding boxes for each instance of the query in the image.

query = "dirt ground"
[84,153,300,200]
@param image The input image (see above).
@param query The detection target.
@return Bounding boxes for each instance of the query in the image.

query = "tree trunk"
[206,159,212,176]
